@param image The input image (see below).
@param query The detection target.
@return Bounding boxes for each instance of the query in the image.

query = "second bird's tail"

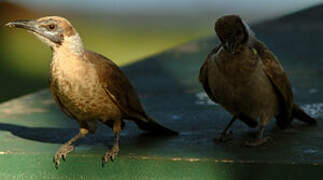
[292,104,317,125]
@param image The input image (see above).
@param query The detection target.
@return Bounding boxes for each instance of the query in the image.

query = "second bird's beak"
[225,35,236,55]
[222,40,235,55]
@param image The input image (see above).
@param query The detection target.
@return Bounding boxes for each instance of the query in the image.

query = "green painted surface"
[1,154,322,180]
[1,11,323,179]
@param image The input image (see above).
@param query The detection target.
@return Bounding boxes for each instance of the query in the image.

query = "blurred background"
[0,0,322,102]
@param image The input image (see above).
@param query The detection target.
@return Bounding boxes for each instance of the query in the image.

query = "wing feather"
[199,45,222,103]
[251,39,294,126]
[86,51,146,118]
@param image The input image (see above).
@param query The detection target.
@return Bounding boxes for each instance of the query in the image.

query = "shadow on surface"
[0,122,178,147]
[0,122,78,144]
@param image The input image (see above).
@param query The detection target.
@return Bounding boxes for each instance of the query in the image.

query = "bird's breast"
[49,56,115,120]
[216,49,259,80]
[208,51,279,118]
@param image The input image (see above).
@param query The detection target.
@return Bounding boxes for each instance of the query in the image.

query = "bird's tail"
[292,104,317,125]
[133,115,178,135]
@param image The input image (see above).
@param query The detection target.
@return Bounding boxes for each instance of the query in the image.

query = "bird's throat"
[58,33,84,56]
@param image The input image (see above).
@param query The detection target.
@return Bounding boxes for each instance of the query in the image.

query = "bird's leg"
[244,124,271,147]
[54,128,88,169]
[102,119,121,167]
[215,116,237,143]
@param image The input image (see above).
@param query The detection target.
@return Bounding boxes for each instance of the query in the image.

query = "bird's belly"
[52,78,119,121]
[210,68,279,119]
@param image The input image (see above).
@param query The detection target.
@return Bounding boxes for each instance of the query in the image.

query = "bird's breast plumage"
[207,47,279,120]
[49,51,119,121]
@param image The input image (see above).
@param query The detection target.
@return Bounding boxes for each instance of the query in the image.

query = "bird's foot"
[102,146,119,167]
[215,131,233,143]
[244,136,272,147]
[53,144,75,169]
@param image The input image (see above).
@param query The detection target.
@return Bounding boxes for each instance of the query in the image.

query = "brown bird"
[6,16,177,168]
[199,15,316,146]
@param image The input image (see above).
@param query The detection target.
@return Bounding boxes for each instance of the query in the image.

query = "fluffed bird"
[199,15,316,146]
[6,16,177,168]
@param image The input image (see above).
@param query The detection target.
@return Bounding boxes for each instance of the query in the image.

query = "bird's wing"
[86,51,177,134]
[86,51,145,117]
[199,44,222,103]
[251,39,294,124]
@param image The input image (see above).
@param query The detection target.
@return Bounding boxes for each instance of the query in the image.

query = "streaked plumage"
[6,16,177,168]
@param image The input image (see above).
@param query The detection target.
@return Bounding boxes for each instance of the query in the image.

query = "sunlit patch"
[195,92,323,118]
[0,100,47,115]
[195,92,217,105]
[172,42,200,54]
[301,103,323,118]
[0,91,50,115]
[0,151,11,155]
[303,148,318,154]
[171,157,200,162]
[42,99,55,105]
[309,88,318,94]
[171,115,181,120]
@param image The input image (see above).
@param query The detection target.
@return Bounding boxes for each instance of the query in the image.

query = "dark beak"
[221,31,238,55]
[5,20,38,32]
[225,35,236,54]
[6,20,63,44]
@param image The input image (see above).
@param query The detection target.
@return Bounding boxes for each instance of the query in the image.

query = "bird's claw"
[53,144,74,169]
[244,136,272,147]
[102,147,119,168]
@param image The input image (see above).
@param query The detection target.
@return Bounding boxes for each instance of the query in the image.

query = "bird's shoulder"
[199,44,222,103]
[84,50,145,116]
[84,50,131,86]
[199,44,221,81]
[249,38,294,120]
[249,38,290,88]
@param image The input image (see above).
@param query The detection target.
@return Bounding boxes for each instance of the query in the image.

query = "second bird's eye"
[48,24,56,30]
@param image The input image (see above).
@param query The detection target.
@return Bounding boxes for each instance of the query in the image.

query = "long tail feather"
[134,115,178,135]
[293,104,317,125]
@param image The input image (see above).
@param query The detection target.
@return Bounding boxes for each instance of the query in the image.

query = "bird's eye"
[48,24,56,30]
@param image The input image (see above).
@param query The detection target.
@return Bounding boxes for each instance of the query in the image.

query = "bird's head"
[215,15,251,54]
[6,16,83,55]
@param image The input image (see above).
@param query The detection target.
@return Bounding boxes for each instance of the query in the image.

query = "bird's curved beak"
[5,20,38,32]
[220,30,239,55]
[6,19,62,45]
[225,34,236,55]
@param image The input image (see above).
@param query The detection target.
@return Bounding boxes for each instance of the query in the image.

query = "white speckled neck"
[62,33,84,56]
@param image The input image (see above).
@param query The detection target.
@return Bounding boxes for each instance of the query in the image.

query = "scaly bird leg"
[102,119,121,167]
[54,128,88,169]
[215,116,237,143]
[244,124,271,147]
